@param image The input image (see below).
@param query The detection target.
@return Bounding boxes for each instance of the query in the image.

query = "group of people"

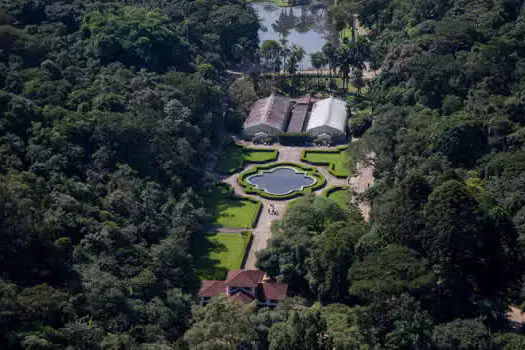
[268,203,279,216]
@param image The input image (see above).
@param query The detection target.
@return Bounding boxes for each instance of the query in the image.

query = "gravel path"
[221,142,363,269]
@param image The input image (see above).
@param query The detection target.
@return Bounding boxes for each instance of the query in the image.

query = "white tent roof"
[306,97,347,134]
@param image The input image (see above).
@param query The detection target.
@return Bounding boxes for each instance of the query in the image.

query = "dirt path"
[222,142,359,269]
[349,151,375,220]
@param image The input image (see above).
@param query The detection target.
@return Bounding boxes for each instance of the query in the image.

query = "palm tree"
[310,52,327,87]
[351,68,366,94]
[336,37,370,90]
[322,42,336,85]
[279,37,290,74]
[286,44,305,76]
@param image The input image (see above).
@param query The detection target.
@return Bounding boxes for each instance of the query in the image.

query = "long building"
[243,94,293,138]
[306,97,347,140]
[242,94,348,143]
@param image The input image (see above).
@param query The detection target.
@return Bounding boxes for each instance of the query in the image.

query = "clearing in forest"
[192,231,252,280]
[204,185,261,229]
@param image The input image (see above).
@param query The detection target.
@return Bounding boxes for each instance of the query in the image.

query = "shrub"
[278,132,312,146]
[349,109,372,137]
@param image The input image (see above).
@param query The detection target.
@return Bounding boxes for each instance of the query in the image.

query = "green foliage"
[184,297,257,349]
[348,245,435,302]
[0,0,260,347]
[432,319,492,349]
[82,7,190,71]
[493,333,525,350]
[349,108,373,137]
[268,310,331,350]
[257,194,367,300]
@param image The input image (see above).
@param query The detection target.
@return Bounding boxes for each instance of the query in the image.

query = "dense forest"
[4,0,525,348]
[252,0,525,348]
[0,0,259,347]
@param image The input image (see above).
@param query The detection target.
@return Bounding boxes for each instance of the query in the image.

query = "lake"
[250,1,338,69]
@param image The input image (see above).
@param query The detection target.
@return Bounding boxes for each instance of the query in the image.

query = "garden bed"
[238,162,326,200]
[204,184,262,228]
[217,144,278,174]
[192,231,252,280]
[301,146,351,178]
[324,186,350,208]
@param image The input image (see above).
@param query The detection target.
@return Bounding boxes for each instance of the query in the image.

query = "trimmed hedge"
[240,231,254,269]
[218,144,279,174]
[324,185,351,209]
[301,146,350,178]
[323,185,349,197]
[238,162,326,200]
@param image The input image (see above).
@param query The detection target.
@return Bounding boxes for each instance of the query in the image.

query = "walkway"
[220,142,367,269]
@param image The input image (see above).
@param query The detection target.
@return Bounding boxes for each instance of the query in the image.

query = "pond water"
[251,1,338,69]
[247,167,316,195]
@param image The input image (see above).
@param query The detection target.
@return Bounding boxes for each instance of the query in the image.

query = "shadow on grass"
[203,186,256,228]
[217,145,244,174]
[191,232,229,280]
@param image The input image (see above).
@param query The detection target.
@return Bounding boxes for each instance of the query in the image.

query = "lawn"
[340,24,358,42]
[193,231,252,280]
[302,148,351,178]
[218,145,278,174]
[326,188,350,208]
[205,185,261,229]
[246,0,292,6]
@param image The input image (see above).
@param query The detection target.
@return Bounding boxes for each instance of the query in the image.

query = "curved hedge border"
[323,185,350,198]
[213,183,263,228]
[238,162,326,200]
[301,146,349,179]
[221,145,279,175]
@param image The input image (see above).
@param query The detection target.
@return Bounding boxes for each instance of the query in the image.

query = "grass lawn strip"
[193,231,252,280]
[205,185,261,229]
[245,0,292,7]
[218,144,278,174]
[302,147,351,178]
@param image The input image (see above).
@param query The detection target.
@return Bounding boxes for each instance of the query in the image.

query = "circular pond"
[246,166,317,195]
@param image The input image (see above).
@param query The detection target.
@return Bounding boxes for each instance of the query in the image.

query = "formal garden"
[238,162,326,199]
[301,146,351,178]
[192,231,252,280]
[196,143,352,279]
[217,143,278,174]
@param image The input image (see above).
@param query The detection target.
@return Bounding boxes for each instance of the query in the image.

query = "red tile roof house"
[198,270,288,307]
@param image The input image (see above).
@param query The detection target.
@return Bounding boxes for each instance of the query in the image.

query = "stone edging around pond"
[238,162,326,200]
